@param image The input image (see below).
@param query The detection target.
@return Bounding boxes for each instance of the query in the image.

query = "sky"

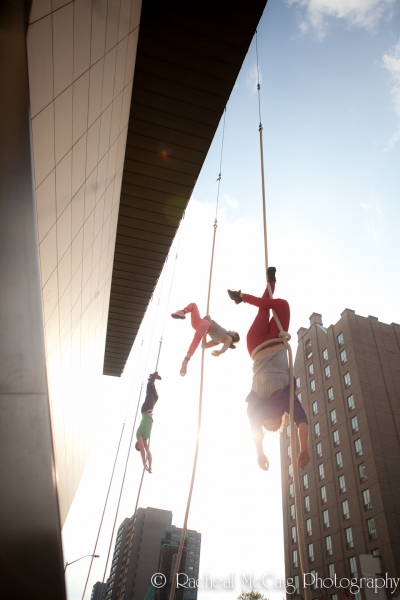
[62,1,400,599]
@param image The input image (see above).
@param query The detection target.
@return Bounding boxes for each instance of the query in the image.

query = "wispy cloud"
[359,193,384,239]
[223,193,238,209]
[382,39,400,150]
[246,64,261,93]
[287,0,396,41]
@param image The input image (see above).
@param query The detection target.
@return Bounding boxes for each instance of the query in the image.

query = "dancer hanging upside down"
[135,371,162,473]
[171,303,240,376]
[228,267,309,472]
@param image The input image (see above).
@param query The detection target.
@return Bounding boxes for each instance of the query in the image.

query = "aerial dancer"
[228,267,309,471]
[171,303,240,376]
[135,372,162,473]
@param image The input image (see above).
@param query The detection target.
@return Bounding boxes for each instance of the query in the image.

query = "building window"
[316,442,322,458]
[309,570,316,590]
[330,409,337,425]
[290,504,295,520]
[325,535,333,556]
[345,527,354,549]
[371,549,380,557]
[339,475,346,493]
[342,500,350,520]
[309,363,314,376]
[298,392,302,403]
[294,575,300,594]
[327,387,334,402]
[338,332,344,346]
[349,556,358,579]
[306,518,312,537]
[367,517,377,540]
[363,489,372,510]
[289,463,293,478]
[351,415,359,433]
[312,401,318,415]
[315,422,320,438]
[335,451,343,469]
[344,372,351,387]
[340,349,347,363]
[296,376,300,389]
[293,549,299,568]
[328,564,335,580]
[320,486,327,504]
[347,394,355,411]
[288,445,291,458]
[303,473,309,490]
[333,429,340,446]
[359,463,367,482]
[305,495,310,513]
[325,365,331,379]
[354,438,363,457]
[306,339,313,358]
[308,543,314,563]
[289,482,294,498]
[286,424,290,437]
[291,525,297,544]
[319,463,325,480]
[323,509,330,529]
[322,348,328,361]
[310,379,316,393]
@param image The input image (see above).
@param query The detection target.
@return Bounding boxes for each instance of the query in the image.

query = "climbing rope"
[82,288,157,599]
[255,31,269,274]
[168,107,227,600]
[96,261,170,600]
[81,420,126,600]
[255,30,310,600]
[113,215,186,600]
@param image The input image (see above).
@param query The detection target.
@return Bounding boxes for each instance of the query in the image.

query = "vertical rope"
[168,109,227,600]
[255,31,310,600]
[206,222,218,315]
[114,215,186,600]
[81,421,126,599]
[98,268,168,600]
[255,31,268,276]
[97,385,144,600]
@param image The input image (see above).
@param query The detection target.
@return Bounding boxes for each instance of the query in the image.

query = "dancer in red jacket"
[228,267,309,471]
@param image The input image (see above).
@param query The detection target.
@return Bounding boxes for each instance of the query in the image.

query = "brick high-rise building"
[104,507,201,600]
[91,581,108,600]
[281,310,400,599]
[154,524,201,600]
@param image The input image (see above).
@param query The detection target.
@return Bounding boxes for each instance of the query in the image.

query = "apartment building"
[281,310,400,598]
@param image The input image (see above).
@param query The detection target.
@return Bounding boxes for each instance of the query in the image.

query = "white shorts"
[251,346,289,398]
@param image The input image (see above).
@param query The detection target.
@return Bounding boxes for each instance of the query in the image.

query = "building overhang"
[103,0,268,376]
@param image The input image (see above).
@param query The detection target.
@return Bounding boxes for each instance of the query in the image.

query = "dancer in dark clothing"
[135,372,161,473]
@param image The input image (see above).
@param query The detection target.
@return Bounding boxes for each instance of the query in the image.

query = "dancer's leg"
[187,319,213,356]
[183,303,201,330]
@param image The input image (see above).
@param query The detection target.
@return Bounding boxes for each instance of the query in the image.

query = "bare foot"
[257,453,269,471]
[298,450,310,468]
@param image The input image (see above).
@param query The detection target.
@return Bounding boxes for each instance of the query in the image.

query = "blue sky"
[192,0,400,337]
[63,2,400,598]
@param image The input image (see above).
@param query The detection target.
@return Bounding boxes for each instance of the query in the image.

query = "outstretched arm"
[143,440,152,473]
[137,437,147,469]
[297,422,310,468]
[211,334,232,356]
[254,438,269,471]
